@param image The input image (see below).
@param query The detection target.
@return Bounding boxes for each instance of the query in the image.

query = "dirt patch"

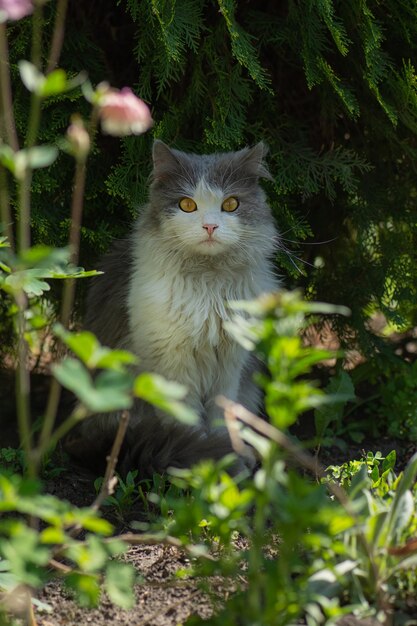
[36,545,215,626]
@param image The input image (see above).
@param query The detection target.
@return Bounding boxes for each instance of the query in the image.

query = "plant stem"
[0,165,14,248]
[0,23,19,152]
[25,94,42,150]
[38,155,88,452]
[26,4,43,148]
[92,410,131,512]
[31,2,44,72]
[15,291,35,478]
[60,156,88,326]
[13,0,45,480]
[18,169,31,252]
[39,404,89,455]
[46,0,69,74]
[13,172,35,478]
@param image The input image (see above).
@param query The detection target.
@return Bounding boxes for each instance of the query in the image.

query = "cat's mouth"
[197,236,224,254]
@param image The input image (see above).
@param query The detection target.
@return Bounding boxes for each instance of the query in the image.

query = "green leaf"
[52,359,133,412]
[54,325,137,370]
[134,373,198,425]
[41,69,68,97]
[65,572,100,608]
[41,69,87,97]
[25,146,59,169]
[18,60,44,93]
[382,450,396,473]
[105,561,135,609]
[5,268,51,296]
[2,146,59,179]
[314,370,355,438]
[0,144,16,175]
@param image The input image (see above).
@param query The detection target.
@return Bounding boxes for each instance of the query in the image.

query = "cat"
[66,140,280,475]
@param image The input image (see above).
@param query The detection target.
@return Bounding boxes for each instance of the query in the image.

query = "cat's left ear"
[237,142,272,181]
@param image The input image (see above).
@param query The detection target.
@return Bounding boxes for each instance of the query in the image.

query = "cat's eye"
[179,197,197,212]
[221,197,239,212]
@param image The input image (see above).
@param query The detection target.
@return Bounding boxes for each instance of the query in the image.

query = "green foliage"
[326,449,397,492]
[0,473,135,609]
[5,0,417,350]
[2,2,417,623]
[379,360,417,441]
[146,295,417,625]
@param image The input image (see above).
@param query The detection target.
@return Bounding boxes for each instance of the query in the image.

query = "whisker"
[280,236,338,246]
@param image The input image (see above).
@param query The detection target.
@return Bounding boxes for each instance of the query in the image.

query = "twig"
[113,533,216,562]
[219,396,350,507]
[0,164,14,249]
[15,294,34,477]
[59,157,87,327]
[0,23,19,151]
[92,410,131,512]
[30,2,43,72]
[38,153,88,451]
[46,0,69,73]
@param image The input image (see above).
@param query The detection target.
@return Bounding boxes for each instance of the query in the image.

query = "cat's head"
[146,140,277,259]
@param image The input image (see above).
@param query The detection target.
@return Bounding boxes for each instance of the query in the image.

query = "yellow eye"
[221,197,239,212]
[179,197,197,212]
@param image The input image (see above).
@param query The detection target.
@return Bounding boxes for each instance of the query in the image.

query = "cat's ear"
[235,142,272,180]
[152,140,180,182]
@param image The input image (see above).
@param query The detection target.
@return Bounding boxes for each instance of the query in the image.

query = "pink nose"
[203,224,218,236]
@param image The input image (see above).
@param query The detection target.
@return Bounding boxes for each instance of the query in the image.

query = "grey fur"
[71,140,280,477]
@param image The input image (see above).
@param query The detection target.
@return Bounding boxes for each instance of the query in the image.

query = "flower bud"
[0,0,33,22]
[66,116,90,161]
[98,86,153,137]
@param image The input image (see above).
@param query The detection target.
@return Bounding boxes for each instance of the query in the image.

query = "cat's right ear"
[152,140,180,182]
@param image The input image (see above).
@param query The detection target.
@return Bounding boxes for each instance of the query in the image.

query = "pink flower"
[98,87,153,137]
[66,116,90,161]
[0,0,33,21]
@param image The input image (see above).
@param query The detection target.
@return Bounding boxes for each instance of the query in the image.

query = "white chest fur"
[127,236,276,419]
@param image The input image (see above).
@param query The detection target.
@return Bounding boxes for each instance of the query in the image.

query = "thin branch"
[30,2,43,72]
[60,157,87,326]
[15,292,35,478]
[0,23,19,151]
[0,164,14,248]
[92,410,131,512]
[38,155,88,451]
[113,533,216,561]
[46,0,69,74]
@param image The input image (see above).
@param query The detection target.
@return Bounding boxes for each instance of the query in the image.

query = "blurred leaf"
[25,146,59,169]
[314,370,356,438]
[5,268,51,296]
[105,561,135,609]
[134,373,198,424]
[54,325,137,370]
[65,572,100,608]
[19,62,86,97]
[52,358,133,412]
[18,60,44,93]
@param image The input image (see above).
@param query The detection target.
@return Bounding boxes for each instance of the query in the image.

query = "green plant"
[0,472,135,609]
[379,360,417,441]
[326,450,397,493]
[142,292,417,625]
